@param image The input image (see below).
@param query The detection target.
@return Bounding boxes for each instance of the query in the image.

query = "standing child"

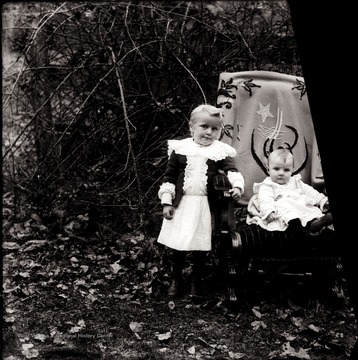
[157,104,244,297]
[246,147,333,233]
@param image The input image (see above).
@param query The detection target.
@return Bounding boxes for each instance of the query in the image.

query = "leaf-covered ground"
[3,222,357,360]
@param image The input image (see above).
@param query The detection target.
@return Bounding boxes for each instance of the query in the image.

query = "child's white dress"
[246,174,328,231]
[157,138,244,251]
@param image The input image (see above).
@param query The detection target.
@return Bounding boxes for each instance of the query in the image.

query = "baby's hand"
[163,205,174,220]
[229,187,242,202]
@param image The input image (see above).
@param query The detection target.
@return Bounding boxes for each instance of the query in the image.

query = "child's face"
[268,154,293,185]
[190,113,222,146]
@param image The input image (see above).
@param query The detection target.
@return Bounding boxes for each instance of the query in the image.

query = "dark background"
[288,2,357,358]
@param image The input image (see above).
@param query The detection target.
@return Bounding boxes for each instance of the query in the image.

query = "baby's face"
[190,114,222,146]
[268,154,293,185]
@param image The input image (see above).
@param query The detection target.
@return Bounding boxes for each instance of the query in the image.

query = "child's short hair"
[268,147,294,166]
[189,104,222,127]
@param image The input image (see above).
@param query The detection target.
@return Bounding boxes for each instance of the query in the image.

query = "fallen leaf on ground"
[156,331,172,341]
[129,321,143,333]
[187,345,195,354]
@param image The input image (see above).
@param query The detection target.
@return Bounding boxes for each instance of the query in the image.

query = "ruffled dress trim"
[253,174,302,194]
[183,156,208,195]
[167,138,236,160]
[158,182,176,204]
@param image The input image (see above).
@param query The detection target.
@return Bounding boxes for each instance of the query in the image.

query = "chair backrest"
[216,70,324,205]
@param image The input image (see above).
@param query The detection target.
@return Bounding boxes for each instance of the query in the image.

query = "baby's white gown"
[247,174,327,231]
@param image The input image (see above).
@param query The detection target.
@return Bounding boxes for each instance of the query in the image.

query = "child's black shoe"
[190,278,207,297]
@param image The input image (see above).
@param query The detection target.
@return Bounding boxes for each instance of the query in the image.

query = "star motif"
[256,102,274,123]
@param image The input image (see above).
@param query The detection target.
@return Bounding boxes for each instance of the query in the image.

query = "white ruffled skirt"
[157,195,212,251]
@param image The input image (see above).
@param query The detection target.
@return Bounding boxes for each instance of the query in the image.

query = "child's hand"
[163,205,174,220]
[229,187,242,202]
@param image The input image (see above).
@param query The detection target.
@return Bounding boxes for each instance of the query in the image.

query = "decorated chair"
[213,71,339,304]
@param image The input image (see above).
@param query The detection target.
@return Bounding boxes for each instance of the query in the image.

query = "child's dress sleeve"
[247,181,285,230]
[295,176,328,211]
[227,171,245,195]
[158,147,179,205]
[221,155,245,195]
[158,182,175,205]
[256,183,277,219]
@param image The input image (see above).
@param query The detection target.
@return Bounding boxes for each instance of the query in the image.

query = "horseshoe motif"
[251,126,309,176]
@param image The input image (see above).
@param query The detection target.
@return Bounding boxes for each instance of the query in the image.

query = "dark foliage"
[3,1,301,234]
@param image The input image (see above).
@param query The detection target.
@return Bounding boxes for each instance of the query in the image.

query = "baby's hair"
[189,104,223,127]
[268,147,294,166]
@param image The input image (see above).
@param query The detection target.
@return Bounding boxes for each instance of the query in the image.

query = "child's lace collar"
[167,138,236,161]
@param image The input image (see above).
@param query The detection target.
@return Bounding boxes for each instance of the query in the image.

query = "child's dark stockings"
[190,251,207,297]
[168,250,208,298]
[168,250,185,297]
